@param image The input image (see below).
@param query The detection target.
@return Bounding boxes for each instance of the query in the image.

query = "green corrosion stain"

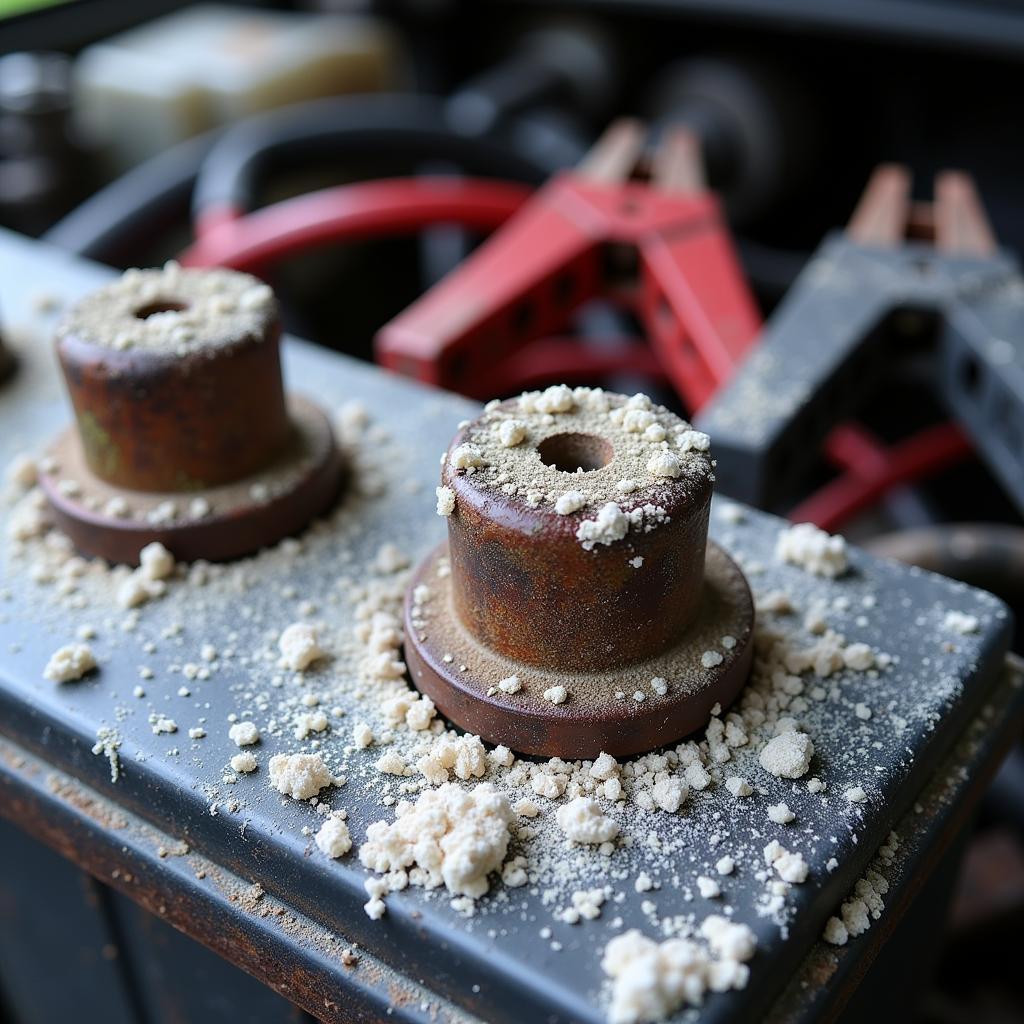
[77,412,121,478]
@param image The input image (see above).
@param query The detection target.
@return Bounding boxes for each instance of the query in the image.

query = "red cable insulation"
[182,178,532,272]
[181,175,973,531]
[788,422,972,531]
[822,423,891,478]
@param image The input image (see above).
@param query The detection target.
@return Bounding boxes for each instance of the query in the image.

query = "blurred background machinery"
[2,1,1024,1021]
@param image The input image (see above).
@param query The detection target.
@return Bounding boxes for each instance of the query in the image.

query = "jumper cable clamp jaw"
[376,120,760,410]
[698,165,1024,515]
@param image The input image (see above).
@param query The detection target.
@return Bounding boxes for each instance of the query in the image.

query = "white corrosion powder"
[416,733,488,784]
[228,721,259,746]
[116,573,165,609]
[556,797,620,845]
[316,816,352,858]
[435,485,456,516]
[823,832,900,946]
[293,711,329,739]
[359,782,513,900]
[43,643,96,682]
[646,451,682,478]
[775,522,849,578]
[678,430,711,453]
[278,622,324,671]
[651,777,688,813]
[576,502,629,551]
[823,917,849,945]
[139,541,174,581]
[843,642,875,671]
[602,916,756,1024]
[450,443,485,470]
[590,752,619,781]
[759,730,814,779]
[725,776,752,798]
[944,610,979,635]
[767,802,795,825]
[555,490,585,515]
[764,840,809,884]
[60,262,275,356]
[376,750,407,776]
[498,420,527,447]
[230,752,257,774]
[522,384,574,414]
[696,876,721,899]
[6,453,37,488]
[268,752,335,799]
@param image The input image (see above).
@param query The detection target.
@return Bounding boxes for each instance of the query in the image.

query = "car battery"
[0,229,1018,1024]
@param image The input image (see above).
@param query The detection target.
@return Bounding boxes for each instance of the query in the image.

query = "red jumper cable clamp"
[374,119,761,409]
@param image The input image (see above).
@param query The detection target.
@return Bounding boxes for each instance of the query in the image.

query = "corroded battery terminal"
[39,263,342,563]
[405,385,753,758]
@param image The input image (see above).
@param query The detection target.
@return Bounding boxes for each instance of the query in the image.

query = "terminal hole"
[537,432,614,473]
[135,300,187,319]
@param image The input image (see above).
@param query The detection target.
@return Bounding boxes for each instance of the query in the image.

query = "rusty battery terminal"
[404,386,755,758]
[37,263,343,564]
